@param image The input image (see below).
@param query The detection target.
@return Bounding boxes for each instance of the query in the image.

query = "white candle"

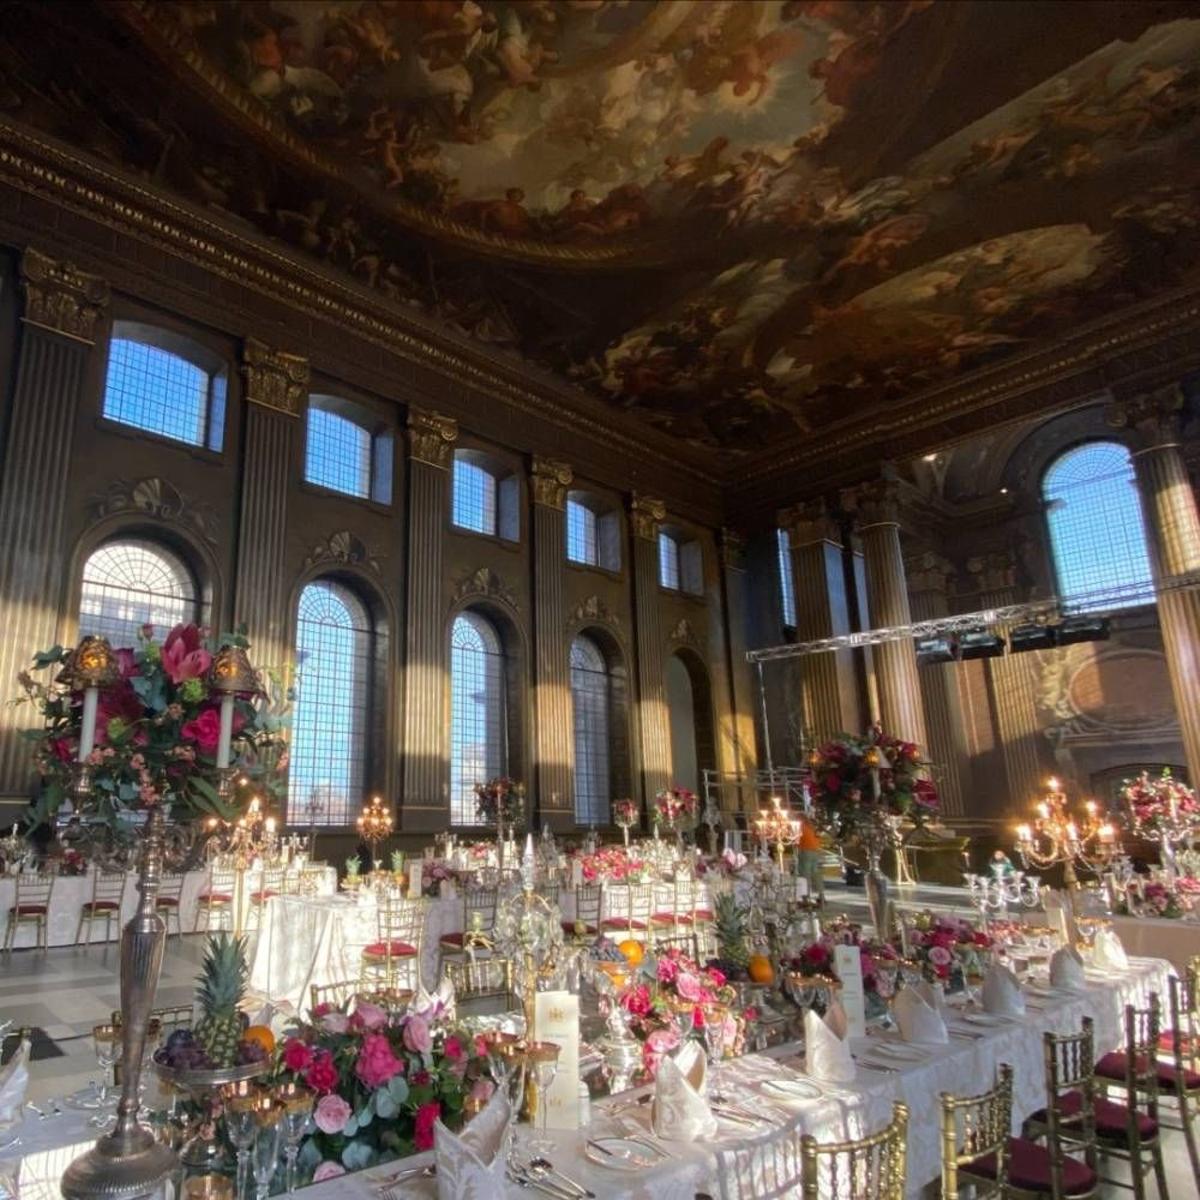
[78,686,99,762]
[265,817,276,835]
[216,693,235,769]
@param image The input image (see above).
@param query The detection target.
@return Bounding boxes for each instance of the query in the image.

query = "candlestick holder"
[1014,777,1122,887]
[964,871,1041,924]
[753,795,801,873]
[356,794,393,872]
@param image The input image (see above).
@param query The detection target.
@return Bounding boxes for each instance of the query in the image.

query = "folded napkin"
[435,1080,510,1199]
[894,985,948,1044]
[412,978,456,1024]
[1048,946,1087,993]
[804,1004,856,1085]
[982,964,1026,1017]
[1088,928,1129,972]
[1041,889,1071,946]
[652,1040,718,1142]
[0,1036,29,1124]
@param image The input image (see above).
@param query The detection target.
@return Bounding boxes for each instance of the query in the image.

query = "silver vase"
[864,849,892,940]
[62,807,177,1200]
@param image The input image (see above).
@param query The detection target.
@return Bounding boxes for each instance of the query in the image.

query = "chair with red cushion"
[361,897,425,992]
[75,869,128,947]
[3,871,57,952]
[247,867,285,930]
[154,872,185,939]
[193,866,236,933]
[1160,970,1200,1183]
[599,882,653,944]
[650,877,696,955]
[436,885,498,979]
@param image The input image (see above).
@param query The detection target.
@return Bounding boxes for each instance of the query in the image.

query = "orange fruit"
[747,954,775,985]
[243,1025,276,1056]
[617,939,644,966]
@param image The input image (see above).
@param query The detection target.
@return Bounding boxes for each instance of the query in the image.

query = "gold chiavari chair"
[193,866,236,933]
[4,871,56,951]
[75,870,127,946]
[249,867,286,926]
[797,1101,908,1200]
[309,979,359,1015]
[650,875,697,954]
[361,897,425,992]
[1160,972,1200,1183]
[599,881,653,943]
[444,955,514,1012]
[113,1003,193,1035]
[155,872,186,938]
[436,885,497,976]
[562,884,602,944]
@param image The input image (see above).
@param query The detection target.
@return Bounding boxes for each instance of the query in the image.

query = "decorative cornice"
[1106,383,1187,450]
[407,407,458,468]
[778,499,842,548]
[302,530,383,577]
[630,494,667,541]
[667,617,704,651]
[530,456,573,509]
[719,528,745,571]
[88,476,218,546]
[840,474,902,530]
[963,549,1018,596]
[241,338,308,415]
[567,595,622,633]
[906,551,957,597]
[453,567,517,612]
[19,247,108,343]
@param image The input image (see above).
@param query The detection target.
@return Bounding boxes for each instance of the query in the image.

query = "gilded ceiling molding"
[629,494,666,541]
[1106,383,1187,451]
[241,338,309,415]
[567,595,622,634]
[719,528,746,571]
[530,456,573,509]
[453,567,518,612]
[88,476,219,546]
[778,499,841,549]
[667,617,704,652]
[408,407,458,469]
[302,531,382,577]
[19,247,109,344]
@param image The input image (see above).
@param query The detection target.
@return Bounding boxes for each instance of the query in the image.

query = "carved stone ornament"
[630,493,667,541]
[1106,383,1187,449]
[906,551,957,597]
[719,527,746,570]
[530,456,573,508]
[19,247,109,343]
[840,474,902,529]
[964,549,1018,596]
[302,530,383,576]
[778,498,841,548]
[408,407,459,468]
[668,617,704,651]
[567,594,621,632]
[453,566,517,611]
[241,337,309,415]
[88,476,219,546]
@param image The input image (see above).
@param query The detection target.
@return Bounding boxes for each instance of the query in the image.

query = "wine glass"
[252,1099,284,1200]
[277,1082,314,1194]
[90,1024,121,1123]
[703,1004,729,1104]
[524,1041,560,1156]
[223,1083,261,1200]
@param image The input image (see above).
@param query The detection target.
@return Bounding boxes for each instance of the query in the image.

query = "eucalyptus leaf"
[386,1075,409,1104]
[374,1090,398,1120]
[341,1141,376,1172]
[342,1114,359,1139]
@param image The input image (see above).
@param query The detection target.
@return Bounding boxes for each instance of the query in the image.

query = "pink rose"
[282,1038,313,1073]
[657,956,679,985]
[443,1035,464,1062]
[313,1094,352,1135]
[312,1162,346,1183]
[161,624,212,685]
[356,1033,403,1089]
[402,1014,432,1055]
[707,966,726,988]
[413,1101,441,1152]
[354,1001,387,1032]
[320,1011,350,1035]
[619,984,651,1017]
[469,1078,495,1106]
[181,706,222,755]
[675,972,703,1002]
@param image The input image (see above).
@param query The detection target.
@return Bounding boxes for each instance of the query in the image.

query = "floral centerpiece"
[786,922,900,1007]
[473,777,525,828]
[904,912,993,982]
[1120,769,1200,834]
[572,845,649,884]
[279,999,496,1181]
[652,785,699,846]
[58,848,88,876]
[613,797,639,846]
[1115,876,1200,919]
[422,861,467,898]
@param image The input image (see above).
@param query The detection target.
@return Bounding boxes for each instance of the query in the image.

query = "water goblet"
[89,1024,121,1124]
[524,1041,560,1157]
[223,1082,261,1200]
[277,1081,314,1194]
[703,1004,729,1104]
[251,1099,284,1200]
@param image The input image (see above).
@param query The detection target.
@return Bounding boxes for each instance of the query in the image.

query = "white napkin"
[652,1040,717,1141]
[435,1081,510,1198]
[1088,928,1128,972]
[804,1004,856,1084]
[1049,947,1087,993]
[1041,890,1070,945]
[982,964,1026,1017]
[412,978,456,1024]
[0,1037,30,1123]
[894,985,948,1044]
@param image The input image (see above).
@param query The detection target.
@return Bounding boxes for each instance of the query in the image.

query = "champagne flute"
[223,1083,260,1200]
[703,1004,729,1104]
[524,1041,560,1157]
[91,1024,120,1119]
[277,1082,314,1194]
[252,1099,283,1200]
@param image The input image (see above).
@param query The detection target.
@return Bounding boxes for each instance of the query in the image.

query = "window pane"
[450,612,505,824]
[777,528,797,626]
[567,500,598,565]
[79,540,196,648]
[1044,442,1154,612]
[658,531,680,590]
[103,339,209,447]
[453,459,498,535]
[290,581,371,827]
[571,636,610,824]
[305,406,372,499]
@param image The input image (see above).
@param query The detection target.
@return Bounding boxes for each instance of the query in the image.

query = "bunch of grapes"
[155,1028,213,1071]
[588,935,626,963]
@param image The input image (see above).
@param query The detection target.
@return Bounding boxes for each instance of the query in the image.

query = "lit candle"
[1098,823,1114,845]
[1037,802,1050,821]
[78,686,99,762]
[265,817,276,835]
[1048,777,1059,793]
[216,693,235,770]
[1016,823,1031,844]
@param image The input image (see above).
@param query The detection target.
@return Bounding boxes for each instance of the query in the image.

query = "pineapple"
[714,890,750,971]
[193,933,248,1069]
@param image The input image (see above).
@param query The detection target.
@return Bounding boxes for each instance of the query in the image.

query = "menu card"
[534,991,579,1130]
[832,944,866,1038]
[407,861,423,899]
[570,860,583,889]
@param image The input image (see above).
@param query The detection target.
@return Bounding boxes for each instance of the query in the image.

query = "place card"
[570,860,583,889]
[833,944,866,1039]
[534,991,579,1130]
[794,877,809,900]
[407,861,423,899]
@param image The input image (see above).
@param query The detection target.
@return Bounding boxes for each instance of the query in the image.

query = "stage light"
[915,635,957,665]
[959,628,1006,659]
[1009,623,1056,653]
[1055,616,1110,645]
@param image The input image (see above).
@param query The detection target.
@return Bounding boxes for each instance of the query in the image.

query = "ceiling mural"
[1,1,1199,457]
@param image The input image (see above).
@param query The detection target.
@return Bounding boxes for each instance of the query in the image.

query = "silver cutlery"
[508,1167,576,1198]
[26,1102,47,1119]
[525,1157,593,1198]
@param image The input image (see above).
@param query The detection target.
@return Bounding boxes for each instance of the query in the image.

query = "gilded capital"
[1106,384,1187,449]
[408,407,458,467]
[906,551,957,596]
[964,549,1017,594]
[530,456,573,508]
[19,248,109,343]
[629,493,666,541]
[778,499,842,548]
[840,475,902,529]
[719,527,746,570]
[241,338,309,415]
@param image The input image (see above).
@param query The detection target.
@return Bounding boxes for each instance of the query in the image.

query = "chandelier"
[356,794,393,870]
[753,795,801,872]
[1015,777,1122,885]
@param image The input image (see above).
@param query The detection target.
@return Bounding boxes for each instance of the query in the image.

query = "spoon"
[526,1157,594,1198]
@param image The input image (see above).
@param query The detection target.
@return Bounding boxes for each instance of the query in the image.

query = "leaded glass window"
[571,635,611,825]
[450,611,506,825]
[79,540,197,647]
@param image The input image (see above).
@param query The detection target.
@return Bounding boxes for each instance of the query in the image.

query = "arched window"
[1043,441,1154,611]
[79,540,198,647]
[304,396,393,503]
[450,611,507,824]
[290,581,372,826]
[102,325,226,451]
[570,635,611,825]
[776,528,796,627]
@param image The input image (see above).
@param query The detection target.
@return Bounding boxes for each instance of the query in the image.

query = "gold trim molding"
[408,407,458,468]
[531,456,573,509]
[778,499,842,549]
[630,494,666,541]
[19,247,108,343]
[719,528,745,571]
[1107,383,1187,450]
[241,338,309,415]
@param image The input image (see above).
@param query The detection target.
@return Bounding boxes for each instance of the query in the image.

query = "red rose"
[161,624,212,685]
[304,1051,339,1094]
[181,707,222,755]
[282,1038,313,1073]
[413,1102,441,1152]
[824,772,842,794]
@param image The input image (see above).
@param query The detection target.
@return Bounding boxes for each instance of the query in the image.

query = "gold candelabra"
[356,794,393,869]
[1015,776,1121,886]
[754,794,802,872]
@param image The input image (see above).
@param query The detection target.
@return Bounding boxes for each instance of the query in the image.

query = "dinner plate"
[961,1012,1016,1026]
[872,1041,931,1061]
[584,1136,660,1170]
[761,1078,823,1102]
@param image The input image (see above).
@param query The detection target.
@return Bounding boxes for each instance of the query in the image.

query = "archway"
[665,649,716,792]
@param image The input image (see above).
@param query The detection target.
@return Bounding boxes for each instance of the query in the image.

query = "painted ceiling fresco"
[2,2,1200,455]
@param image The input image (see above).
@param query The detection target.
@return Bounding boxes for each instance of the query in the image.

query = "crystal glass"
[252,1102,283,1200]
[703,1004,729,1104]
[223,1084,260,1200]
[277,1082,314,1193]
[89,1023,121,1124]
[525,1041,560,1157]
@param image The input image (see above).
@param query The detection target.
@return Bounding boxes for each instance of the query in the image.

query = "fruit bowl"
[152,1055,270,1090]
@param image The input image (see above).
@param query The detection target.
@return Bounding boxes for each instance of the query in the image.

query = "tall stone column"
[1110,385,1200,781]
[0,249,109,800]
[907,553,969,815]
[719,530,758,813]
[531,456,574,831]
[233,339,308,669]
[778,500,862,745]
[842,476,927,747]
[630,494,671,803]
[401,408,458,832]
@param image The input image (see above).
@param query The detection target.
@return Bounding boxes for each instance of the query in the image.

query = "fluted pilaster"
[233,339,308,670]
[0,250,109,798]
[402,408,458,830]
[1110,385,1200,779]
[719,530,757,810]
[842,476,927,746]
[531,457,574,830]
[630,494,671,800]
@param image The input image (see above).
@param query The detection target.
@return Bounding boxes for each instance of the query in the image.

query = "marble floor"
[1,934,1196,1197]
